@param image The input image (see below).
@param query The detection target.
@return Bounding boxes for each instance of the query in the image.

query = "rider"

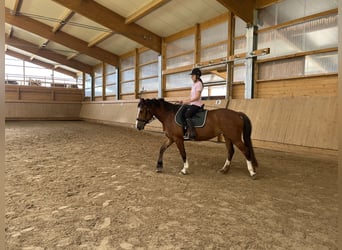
[180,68,204,140]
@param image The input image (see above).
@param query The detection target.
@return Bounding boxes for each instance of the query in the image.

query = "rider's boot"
[183,118,196,140]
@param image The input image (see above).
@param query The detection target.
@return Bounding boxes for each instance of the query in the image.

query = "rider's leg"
[184,118,195,140]
[183,105,199,140]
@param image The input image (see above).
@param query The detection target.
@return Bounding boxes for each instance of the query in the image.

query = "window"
[120,56,135,94]
[257,1,338,80]
[94,65,103,97]
[105,64,117,96]
[84,73,92,97]
[166,34,195,70]
[5,55,77,87]
[200,21,228,62]
[139,50,159,92]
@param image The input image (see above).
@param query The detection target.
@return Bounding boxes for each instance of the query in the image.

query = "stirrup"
[183,134,190,140]
[183,133,195,141]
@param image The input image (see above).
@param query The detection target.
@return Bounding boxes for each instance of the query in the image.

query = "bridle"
[136,107,155,125]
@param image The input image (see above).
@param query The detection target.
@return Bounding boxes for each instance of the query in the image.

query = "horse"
[136,98,258,179]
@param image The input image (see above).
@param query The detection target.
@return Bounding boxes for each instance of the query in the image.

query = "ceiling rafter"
[216,0,255,24]
[88,31,114,47]
[52,9,75,33]
[67,52,80,60]
[39,39,50,49]
[6,49,78,78]
[51,0,162,53]
[256,0,280,9]
[5,35,93,74]
[5,7,119,66]
[125,0,171,24]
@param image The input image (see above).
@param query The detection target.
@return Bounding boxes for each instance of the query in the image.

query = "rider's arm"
[181,90,201,104]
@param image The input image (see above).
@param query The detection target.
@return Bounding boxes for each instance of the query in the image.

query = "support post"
[227,12,235,100]
[157,55,163,98]
[245,24,258,99]
[115,67,119,100]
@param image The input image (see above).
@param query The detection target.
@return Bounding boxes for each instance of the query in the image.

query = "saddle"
[175,105,208,128]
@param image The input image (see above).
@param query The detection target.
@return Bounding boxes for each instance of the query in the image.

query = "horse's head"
[136,98,155,130]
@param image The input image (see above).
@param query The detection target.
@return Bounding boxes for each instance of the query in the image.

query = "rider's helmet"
[189,68,201,77]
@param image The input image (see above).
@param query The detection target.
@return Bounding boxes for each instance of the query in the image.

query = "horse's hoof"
[156,168,163,173]
[180,169,188,175]
[250,173,257,180]
[219,168,229,174]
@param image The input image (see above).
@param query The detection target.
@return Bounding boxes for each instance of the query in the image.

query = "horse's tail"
[240,112,258,167]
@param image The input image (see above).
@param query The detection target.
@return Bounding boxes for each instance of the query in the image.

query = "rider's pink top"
[190,80,203,107]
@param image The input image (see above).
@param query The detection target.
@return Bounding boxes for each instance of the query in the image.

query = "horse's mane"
[146,98,181,113]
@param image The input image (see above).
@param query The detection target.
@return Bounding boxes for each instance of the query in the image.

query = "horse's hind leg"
[156,138,174,172]
[233,140,257,179]
[220,137,234,174]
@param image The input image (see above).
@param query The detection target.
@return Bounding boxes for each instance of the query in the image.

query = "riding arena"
[3,0,338,249]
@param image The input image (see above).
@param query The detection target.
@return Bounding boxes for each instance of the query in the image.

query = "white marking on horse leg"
[180,160,189,175]
[135,108,141,128]
[247,160,256,177]
[220,159,231,172]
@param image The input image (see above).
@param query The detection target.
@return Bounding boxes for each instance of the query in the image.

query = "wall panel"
[5,85,83,102]
[255,74,337,98]
[6,101,81,120]
[228,96,337,154]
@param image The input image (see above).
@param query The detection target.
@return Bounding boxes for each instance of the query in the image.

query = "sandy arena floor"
[5,121,338,249]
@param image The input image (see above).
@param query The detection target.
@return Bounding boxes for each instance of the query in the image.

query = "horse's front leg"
[156,138,174,173]
[175,139,188,175]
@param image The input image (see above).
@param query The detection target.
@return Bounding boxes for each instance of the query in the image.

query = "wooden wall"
[6,101,82,120]
[255,74,338,98]
[228,96,338,155]
[230,74,338,99]
[80,100,138,128]
[5,85,83,102]
[5,85,83,120]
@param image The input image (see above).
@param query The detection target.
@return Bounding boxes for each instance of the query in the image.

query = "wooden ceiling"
[4,0,278,77]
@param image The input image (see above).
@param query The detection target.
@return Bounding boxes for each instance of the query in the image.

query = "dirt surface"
[5,121,338,249]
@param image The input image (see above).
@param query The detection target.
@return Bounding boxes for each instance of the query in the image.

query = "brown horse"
[136,98,258,179]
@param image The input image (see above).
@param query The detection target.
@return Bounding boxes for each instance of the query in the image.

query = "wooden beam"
[12,0,23,15]
[210,70,227,80]
[6,49,78,78]
[51,0,162,53]
[67,52,79,60]
[39,39,49,49]
[8,25,14,38]
[5,7,119,66]
[256,0,280,9]
[88,32,114,47]
[216,0,255,24]
[5,35,93,73]
[52,9,75,33]
[125,0,171,24]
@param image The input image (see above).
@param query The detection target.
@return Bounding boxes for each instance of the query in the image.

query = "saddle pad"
[175,105,208,128]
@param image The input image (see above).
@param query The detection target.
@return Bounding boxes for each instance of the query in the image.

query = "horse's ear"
[138,98,145,107]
